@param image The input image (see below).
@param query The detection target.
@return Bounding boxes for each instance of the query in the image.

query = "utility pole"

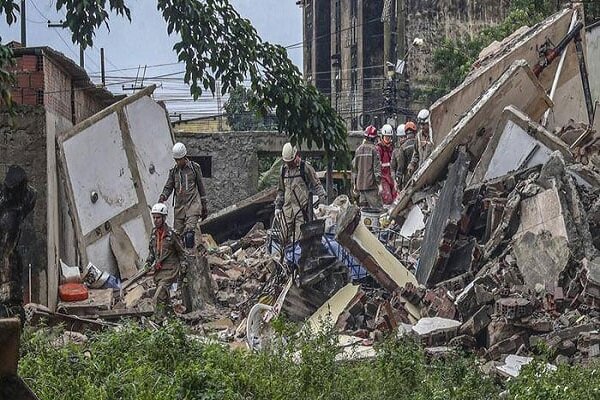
[100,48,106,87]
[20,0,26,46]
[48,21,85,69]
[79,46,84,69]
[382,0,397,126]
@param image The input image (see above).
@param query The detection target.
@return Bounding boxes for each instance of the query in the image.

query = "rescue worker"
[391,121,417,188]
[274,143,326,243]
[352,125,382,209]
[145,203,187,318]
[376,124,396,205]
[159,142,208,251]
[411,108,433,168]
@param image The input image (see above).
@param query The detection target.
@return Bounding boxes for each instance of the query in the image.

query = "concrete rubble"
[7,4,600,383]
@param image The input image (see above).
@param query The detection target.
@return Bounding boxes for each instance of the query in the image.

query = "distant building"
[0,42,120,307]
[172,114,231,133]
[300,0,512,129]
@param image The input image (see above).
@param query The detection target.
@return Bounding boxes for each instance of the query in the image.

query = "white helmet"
[172,142,187,159]
[282,142,298,162]
[151,203,168,216]
[417,109,430,123]
[397,124,405,137]
[381,124,393,136]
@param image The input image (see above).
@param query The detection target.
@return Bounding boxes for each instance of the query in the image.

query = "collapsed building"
[2,5,600,393]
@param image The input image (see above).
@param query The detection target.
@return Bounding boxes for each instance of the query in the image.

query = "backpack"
[280,160,309,188]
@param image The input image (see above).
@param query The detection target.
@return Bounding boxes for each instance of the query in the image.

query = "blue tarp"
[283,233,368,281]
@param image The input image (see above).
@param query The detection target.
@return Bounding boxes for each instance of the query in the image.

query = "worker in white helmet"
[146,203,187,318]
[391,121,417,189]
[375,124,397,205]
[411,109,433,168]
[159,142,208,251]
[274,142,326,243]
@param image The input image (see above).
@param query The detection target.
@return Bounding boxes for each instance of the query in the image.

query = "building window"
[189,156,212,178]
[36,89,44,105]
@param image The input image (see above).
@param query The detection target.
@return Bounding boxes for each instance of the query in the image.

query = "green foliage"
[0,0,349,162]
[428,0,557,100]
[507,359,600,399]
[20,321,504,400]
[19,321,600,400]
[224,86,277,131]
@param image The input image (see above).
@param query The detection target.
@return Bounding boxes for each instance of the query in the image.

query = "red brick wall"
[42,56,72,121]
[9,51,111,123]
[9,55,44,106]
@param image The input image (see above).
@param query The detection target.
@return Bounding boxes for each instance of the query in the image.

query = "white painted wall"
[63,112,138,236]
[124,95,175,226]
[59,91,174,276]
[483,120,554,181]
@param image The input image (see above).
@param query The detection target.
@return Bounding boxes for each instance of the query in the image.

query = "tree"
[0,0,348,161]
[224,85,277,131]
[426,0,599,102]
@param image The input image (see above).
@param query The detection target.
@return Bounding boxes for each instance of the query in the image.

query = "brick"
[16,73,30,88]
[21,88,37,106]
[29,72,44,89]
[21,55,38,72]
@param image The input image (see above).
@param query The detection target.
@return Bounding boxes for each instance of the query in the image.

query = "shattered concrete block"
[513,231,570,290]
[496,355,556,378]
[417,148,469,287]
[486,334,526,360]
[460,305,493,337]
[412,317,461,346]
[455,281,494,320]
[487,320,524,348]
[423,288,457,319]
[494,297,533,320]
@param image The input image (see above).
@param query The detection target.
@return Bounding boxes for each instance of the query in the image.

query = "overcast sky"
[0,0,303,119]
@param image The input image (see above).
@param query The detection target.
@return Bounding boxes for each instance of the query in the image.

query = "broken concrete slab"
[416,148,469,287]
[200,187,277,243]
[412,317,461,345]
[513,231,570,290]
[460,305,493,337]
[392,60,553,218]
[471,106,573,185]
[337,205,418,292]
[399,205,426,238]
[516,185,569,239]
[109,224,139,280]
[496,354,556,378]
[307,284,361,332]
[429,7,577,144]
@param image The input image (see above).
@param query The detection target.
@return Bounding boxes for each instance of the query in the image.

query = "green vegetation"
[19,321,600,400]
[425,1,600,104]
[224,86,277,132]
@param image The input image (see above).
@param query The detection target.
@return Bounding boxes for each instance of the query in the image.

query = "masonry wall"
[403,0,512,109]
[0,105,47,304]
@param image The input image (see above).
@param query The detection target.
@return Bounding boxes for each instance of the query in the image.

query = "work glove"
[159,194,167,203]
[378,184,383,194]
[274,208,282,220]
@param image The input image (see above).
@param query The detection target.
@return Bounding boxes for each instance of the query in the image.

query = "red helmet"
[404,121,417,133]
[364,125,377,138]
